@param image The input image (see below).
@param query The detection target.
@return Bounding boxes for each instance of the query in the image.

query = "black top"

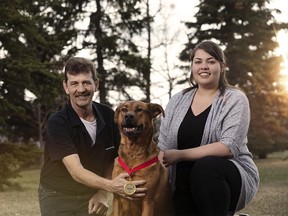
[177,105,211,150]
[175,105,211,192]
[40,101,120,195]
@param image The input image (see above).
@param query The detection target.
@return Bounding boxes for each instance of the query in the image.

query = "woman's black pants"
[173,156,241,216]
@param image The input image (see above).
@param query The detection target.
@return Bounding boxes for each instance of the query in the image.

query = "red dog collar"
[118,156,159,176]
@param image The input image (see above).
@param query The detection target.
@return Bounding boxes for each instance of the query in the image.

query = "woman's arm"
[162,142,233,167]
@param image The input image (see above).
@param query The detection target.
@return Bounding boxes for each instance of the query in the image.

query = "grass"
[238,157,288,216]
[1,152,288,216]
[0,169,40,216]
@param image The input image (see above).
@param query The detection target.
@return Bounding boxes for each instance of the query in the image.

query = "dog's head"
[115,101,165,138]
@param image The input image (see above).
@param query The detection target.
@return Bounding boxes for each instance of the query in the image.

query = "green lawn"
[238,158,288,216]
[0,169,40,216]
[1,156,288,216]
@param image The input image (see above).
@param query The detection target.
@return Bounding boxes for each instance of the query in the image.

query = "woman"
[158,41,259,216]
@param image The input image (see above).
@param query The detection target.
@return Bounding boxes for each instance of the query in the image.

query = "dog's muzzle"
[122,113,143,137]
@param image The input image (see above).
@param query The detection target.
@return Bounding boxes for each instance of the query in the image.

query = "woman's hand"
[162,149,181,167]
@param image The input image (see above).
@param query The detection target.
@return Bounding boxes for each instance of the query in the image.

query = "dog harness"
[117,156,159,176]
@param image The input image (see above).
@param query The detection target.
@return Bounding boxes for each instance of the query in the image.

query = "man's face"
[63,72,98,110]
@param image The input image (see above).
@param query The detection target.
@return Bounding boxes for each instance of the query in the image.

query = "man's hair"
[64,57,98,82]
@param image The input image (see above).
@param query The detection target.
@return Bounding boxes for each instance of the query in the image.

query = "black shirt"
[175,105,211,192]
[40,102,120,195]
[177,105,211,150]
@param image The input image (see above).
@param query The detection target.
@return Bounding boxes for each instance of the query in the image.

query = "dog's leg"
[109,195,118,216]
[142,200,154,216]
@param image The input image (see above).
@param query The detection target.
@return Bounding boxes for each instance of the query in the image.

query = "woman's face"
[191,49,224,90]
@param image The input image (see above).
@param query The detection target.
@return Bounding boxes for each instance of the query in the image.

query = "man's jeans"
[38,184,94,216]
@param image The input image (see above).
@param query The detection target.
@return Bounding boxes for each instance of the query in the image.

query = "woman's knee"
[191,156,224,177]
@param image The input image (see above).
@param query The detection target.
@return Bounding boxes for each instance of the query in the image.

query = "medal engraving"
[124,182,136,195]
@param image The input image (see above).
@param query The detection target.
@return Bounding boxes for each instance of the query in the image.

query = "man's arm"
[62,154,147,198]
[63,154,110,189]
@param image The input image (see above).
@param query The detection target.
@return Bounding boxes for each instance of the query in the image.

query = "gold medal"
[124,182,136,195]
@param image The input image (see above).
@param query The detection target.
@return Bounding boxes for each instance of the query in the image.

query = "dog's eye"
[121,107,128,113]
[135,108,143,113]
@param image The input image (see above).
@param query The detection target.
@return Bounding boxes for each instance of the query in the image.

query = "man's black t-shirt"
[40,101,120,195]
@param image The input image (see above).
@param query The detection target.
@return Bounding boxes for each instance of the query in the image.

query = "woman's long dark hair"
[184,41,232,95]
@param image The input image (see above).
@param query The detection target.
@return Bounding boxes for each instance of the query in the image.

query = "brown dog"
[110,101,174,216]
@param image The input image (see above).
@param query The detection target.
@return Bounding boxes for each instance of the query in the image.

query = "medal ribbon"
[118,156,159,176]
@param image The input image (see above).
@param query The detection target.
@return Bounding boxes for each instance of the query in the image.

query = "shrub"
[0,142,42,191]
[0,153,21,190]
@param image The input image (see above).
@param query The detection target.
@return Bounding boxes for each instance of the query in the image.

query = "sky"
[166,0,288,23]
[147,0,288,106]
[22,0,288,106]
[74,0,288,107]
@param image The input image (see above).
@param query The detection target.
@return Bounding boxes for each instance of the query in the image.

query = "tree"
[150,2,188,102]
[80,0,154,104]
[180,0,288,158]
[0,141,41,191]
[0,0,83,143]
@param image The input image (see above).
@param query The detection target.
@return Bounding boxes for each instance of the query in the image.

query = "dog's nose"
[125,113,134,123]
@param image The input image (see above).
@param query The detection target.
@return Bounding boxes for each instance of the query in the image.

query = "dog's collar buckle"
[118,156,159,176]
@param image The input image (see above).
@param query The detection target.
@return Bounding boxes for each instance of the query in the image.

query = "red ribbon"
[118,156,159,176]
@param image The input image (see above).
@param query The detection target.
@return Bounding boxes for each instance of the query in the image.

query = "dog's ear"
[114,104,123,124]
[148,103,165,118]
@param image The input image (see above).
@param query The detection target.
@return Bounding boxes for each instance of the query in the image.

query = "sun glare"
[276,30,288,91]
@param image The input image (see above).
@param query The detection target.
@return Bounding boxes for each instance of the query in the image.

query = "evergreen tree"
[180,0,288,158]
[0,0,82,142]
[81,0,152,104]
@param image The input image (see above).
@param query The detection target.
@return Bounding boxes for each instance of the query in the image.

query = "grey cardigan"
[157,87,259,211]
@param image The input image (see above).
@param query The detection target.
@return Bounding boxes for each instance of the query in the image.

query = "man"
[39,57,146,216]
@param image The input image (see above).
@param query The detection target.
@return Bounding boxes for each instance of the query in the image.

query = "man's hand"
[88,190,108,216]
[110,173,147,200]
